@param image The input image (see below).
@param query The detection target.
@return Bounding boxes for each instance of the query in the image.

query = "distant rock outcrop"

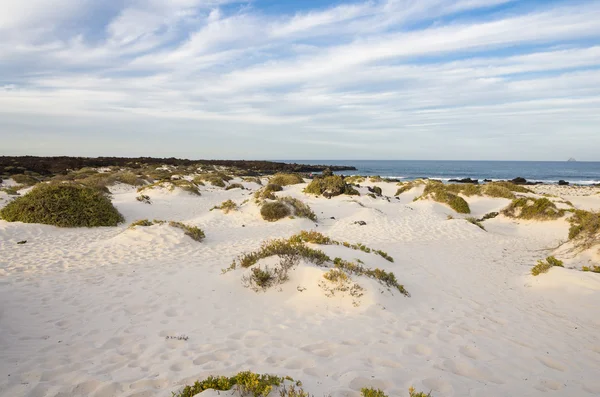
[568,158,577,162]
[449,178,479,184]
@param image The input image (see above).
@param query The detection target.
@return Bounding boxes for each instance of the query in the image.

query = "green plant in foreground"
[172,372,289,397]
[409,387,433,397]
[531,256,564,276]
[361,388,388,397]
[226,183,245,190]
[0,184,124,227]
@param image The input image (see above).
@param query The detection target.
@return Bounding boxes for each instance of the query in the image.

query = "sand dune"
[1,179,599,397]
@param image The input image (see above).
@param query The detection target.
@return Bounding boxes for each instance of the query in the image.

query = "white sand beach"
[1,177,600,397]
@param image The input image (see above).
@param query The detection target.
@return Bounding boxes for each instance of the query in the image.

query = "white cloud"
[1,0,599,160]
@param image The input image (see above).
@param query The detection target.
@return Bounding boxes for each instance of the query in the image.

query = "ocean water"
[292,160,600,185]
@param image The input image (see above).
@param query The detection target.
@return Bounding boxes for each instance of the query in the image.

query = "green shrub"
[11,174,39,186]
[531,256,563,276]
[374,250,394,262]
[196,172,233,187]
[487,181,531,193]
[235,238,331,269]
[260,202,291,222]
[278,197,317,221]
[395,184,413,196]
[568,210,600,243]
[255,184,283,200]
[304,175,347,197]
[0,184,124,227]
[279,385,312,397]
[114,171,145,186]
[225,183,244,190]
[242,176,263,185]
[138,180,200,196]
[344,184,360,196]
[502,198,564,220]
[482,184,515,199]
[345,175,365,184]
[168,221,205,242]
[582,265,600,273]
[172,372,289,397]
[1,186,21,195]
[409,387,432,397]
[215,199,238,213]
[129,219,154,228]
[333,257,409,296]
[269,173,304,186]
[445,183,481,197]
[361,388,388,397]
[419,183,470,214]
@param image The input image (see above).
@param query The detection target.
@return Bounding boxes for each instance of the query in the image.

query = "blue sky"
[1,0,599,160]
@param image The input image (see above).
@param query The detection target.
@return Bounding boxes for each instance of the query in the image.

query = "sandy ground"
[1,180,599,397]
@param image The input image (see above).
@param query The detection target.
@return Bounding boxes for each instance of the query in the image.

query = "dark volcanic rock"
[484,179,492,182]
[510,177,542,186]
[0,156,356,176]
[354,221,367,226]
[449,178,479,184]
[558,180,570,186]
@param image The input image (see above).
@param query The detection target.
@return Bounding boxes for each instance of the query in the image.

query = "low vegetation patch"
[481,184,515,199]
[466,217,486,230]
[0,184,124,227]
[226,231,407,298]
[361,387,432,397]
[172,371,293,397]
[582,265,600,273]
[568,210,600,251]
[417,182,470,214]
[531,256,564,276]
[502,197,564,220]
[255,184,283,201]
[269,173,304,186]
[11,174,39,186]
[333,257,408,296]
[193,172,232,188]
[278,197,317,221]
[128,219,205,241]
[345,175,365,184]
[212,199,238,214]
[304,175,358,197]
[226,183,244,190]
[487,181,532,193]
[260,201,292,222]
[138,180,201,196]
[169,221,206,242]
[129,219,155,228]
